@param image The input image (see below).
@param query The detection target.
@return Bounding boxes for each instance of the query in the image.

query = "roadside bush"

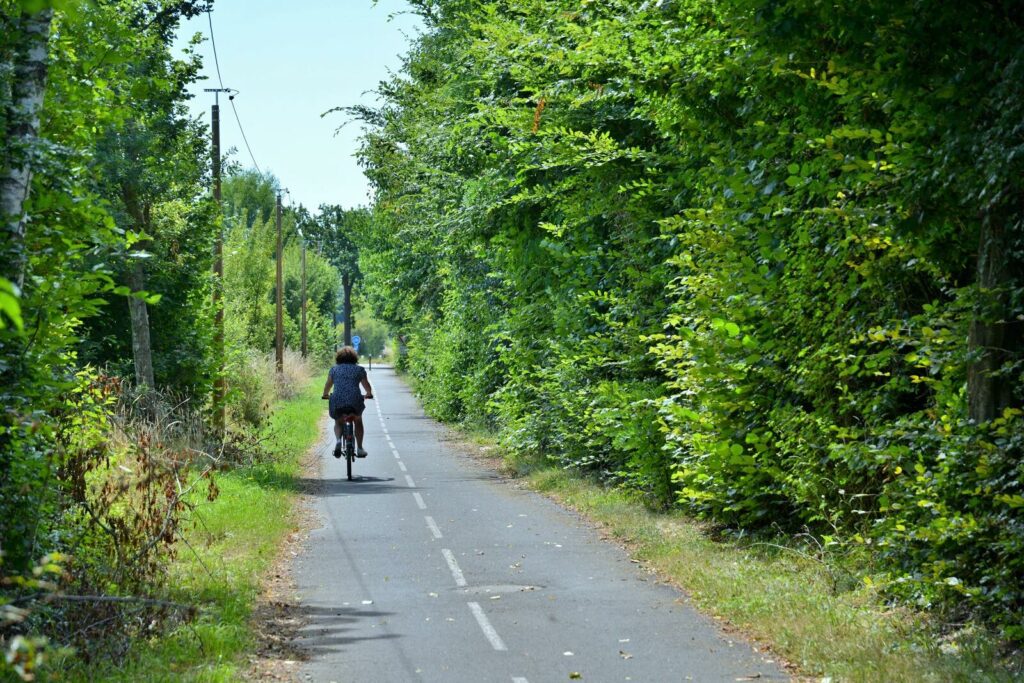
[227,348,316,428]
[227,350,276,429]
[2,371,217,672]
[275,349,314,400]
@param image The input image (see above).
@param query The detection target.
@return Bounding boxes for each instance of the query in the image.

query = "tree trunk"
[275,193,283,373]
[1,8,53,288]
[967,216,1024,422]
[127,260,156,391]
[343,273,352,346]
[123,193,155,392]
[300,241,307,357]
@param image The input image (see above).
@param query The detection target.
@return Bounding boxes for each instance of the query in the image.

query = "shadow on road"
[292,604,400,656]
[291,476,421,497]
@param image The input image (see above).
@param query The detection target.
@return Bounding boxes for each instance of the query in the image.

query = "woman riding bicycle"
[322,346,374,458]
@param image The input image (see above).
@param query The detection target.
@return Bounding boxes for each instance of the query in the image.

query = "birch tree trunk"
[1,7,52,288]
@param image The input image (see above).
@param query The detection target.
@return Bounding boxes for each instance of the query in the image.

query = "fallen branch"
[11,593,194,612]
[47,595,193,611]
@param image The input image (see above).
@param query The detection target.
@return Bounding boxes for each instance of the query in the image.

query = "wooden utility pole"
[275,191,283,373]
[205,87,231,437]
[300,233,307,357]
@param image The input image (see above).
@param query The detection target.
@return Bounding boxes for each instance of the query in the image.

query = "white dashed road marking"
[373,389,515,662]
[441,548,467,587]
[468,602,507,651]
[425,516,443,539]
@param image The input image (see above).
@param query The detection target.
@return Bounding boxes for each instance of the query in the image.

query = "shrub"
[2,371,217,671]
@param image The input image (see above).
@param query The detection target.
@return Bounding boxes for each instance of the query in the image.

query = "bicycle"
[336,413,358,481]
[323,395,373,481]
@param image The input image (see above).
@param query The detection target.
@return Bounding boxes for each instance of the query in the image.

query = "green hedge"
[354,0,1023,636]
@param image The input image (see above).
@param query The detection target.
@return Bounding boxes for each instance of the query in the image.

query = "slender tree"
[1,4,53,289]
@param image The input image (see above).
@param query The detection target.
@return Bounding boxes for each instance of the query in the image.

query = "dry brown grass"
[228,349,317,430]
[273,349,315,400]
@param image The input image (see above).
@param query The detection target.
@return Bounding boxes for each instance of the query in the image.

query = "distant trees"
[297,204,367,345]
[221,171,343,364]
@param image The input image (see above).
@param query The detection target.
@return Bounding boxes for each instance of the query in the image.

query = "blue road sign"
[352,335,361,350]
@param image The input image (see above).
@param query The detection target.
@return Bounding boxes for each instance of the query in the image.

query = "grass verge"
[62,376,325,682]
[507,462,1020,683]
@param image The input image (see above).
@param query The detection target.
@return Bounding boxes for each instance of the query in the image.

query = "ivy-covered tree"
[1,2,52,289]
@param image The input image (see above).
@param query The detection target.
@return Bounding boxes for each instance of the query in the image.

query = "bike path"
[293,365,788,682]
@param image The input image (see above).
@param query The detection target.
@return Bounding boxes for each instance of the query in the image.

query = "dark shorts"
[330,403,365,419]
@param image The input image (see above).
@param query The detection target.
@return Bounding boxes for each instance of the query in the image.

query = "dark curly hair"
[335,346,359,364]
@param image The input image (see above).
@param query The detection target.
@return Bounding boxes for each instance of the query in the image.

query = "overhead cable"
[206,9,264,177]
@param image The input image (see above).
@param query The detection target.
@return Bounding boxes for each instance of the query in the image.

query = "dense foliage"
[2,2,219,674]
[353,0,1024,636]
[0,2,345,676]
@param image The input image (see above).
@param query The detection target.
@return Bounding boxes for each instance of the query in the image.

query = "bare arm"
[322,373,333,399]
[361,375,374,399]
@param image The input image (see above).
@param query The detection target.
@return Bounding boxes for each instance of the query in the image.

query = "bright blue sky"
[175,1,420,211]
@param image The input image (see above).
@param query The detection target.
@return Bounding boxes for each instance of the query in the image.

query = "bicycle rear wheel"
[343,422,355,481]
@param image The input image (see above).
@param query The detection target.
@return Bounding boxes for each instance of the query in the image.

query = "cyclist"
[321,346,374,458]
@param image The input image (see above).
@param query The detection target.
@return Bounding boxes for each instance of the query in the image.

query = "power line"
[229,98,263,177]
[205,9,263,177]
[205,10,225,89]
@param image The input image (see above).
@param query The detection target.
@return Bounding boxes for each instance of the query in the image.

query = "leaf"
[0,278,24,331]
[996,494,1024,509]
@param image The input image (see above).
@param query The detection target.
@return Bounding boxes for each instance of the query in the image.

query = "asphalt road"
[294,365,788,683]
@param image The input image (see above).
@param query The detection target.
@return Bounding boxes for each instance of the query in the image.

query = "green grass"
[521,466,1021,683]
[58,376,325,682]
